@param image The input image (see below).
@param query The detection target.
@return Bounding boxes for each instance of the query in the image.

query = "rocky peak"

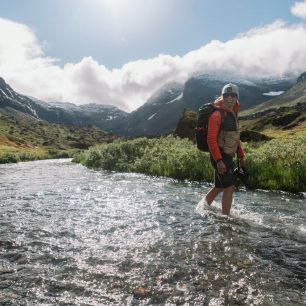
[297,71,306,83]
[0,77,7,89]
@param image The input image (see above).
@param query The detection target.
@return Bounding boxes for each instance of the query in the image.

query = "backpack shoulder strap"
[211,108,225,121]
[220,109,225,123]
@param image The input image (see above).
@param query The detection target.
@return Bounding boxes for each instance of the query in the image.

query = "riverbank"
[73,134,306,193]
[0,144,77,164]
[0,111,117,163]
[1,132,305,193]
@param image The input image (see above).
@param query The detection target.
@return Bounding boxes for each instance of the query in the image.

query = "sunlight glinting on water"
[0,160,305,305]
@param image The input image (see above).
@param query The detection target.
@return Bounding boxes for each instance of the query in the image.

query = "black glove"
[234,166,249,186]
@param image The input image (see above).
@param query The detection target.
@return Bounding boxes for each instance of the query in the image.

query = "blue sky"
[1,0,306,111]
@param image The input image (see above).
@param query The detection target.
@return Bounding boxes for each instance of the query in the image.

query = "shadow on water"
[0,160,305,305]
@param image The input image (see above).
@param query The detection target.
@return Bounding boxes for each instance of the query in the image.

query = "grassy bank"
[74,135,306,193]
[0,145,79,164]
[0,110,117,164]
[74,137,213,181]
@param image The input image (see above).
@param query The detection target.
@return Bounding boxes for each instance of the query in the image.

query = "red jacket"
[207,97,245,161]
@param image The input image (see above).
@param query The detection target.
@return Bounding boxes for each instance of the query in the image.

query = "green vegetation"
[74,137,214,181]
[245,136,306,192]
[1,105,305,193]
[74,135,306,193]
[0,148,75,164]
[0,109,117,163]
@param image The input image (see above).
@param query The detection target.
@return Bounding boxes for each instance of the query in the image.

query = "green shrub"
[245,136,306,192]
[77,136,213,181]
[0,152,20,164]
[76,135,306,192]
[18,152,37,161]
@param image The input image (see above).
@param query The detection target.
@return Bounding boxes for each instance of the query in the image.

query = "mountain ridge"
[241,73,306,114]
[1,72,304,137]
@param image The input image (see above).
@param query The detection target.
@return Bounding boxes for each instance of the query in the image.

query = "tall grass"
[0,149,73,164]
[245,136,306,192]
[74,135,306,193]
[74,137,214,182]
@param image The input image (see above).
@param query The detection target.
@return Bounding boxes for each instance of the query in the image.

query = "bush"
[0,152,20,164]
[77,136,214,182]
[245,136,306,192]
[76,135,306,193]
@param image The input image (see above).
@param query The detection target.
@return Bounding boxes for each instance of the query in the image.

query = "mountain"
[120,74,295,136]
[0,77,120,150]
[0,77,39,118]
[0,77,128,131]
[174,102,306,142]
[182,74,295,111]
[0,74,300,137]
[239,102,306,132]
[113,82,184,136]
[0,105,117,151]
[242,71,306,114]
[32,98,128,131]
[174,72,306,140]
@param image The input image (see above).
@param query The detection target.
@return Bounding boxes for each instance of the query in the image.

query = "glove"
[234,166,249,186]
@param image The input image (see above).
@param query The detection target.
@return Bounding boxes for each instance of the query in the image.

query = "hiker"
[204,83,245,215]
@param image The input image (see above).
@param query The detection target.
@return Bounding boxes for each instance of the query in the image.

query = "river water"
[0,159,305,305]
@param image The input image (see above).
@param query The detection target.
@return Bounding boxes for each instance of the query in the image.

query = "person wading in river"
[204,83,246,215]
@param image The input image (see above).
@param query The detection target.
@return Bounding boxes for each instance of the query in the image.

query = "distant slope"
[0,74,299,137]
[239,102,306,133]
[182,74,295,111]
[113,82,185,136]
[0,107,117,150]
[174,102,306,141]
[241,72,306,115]
[0,77,128,132]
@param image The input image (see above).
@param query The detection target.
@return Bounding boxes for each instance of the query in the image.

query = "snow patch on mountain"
[147,113,157,120]
[0,89,8,97]
[262,91,284,96]
[166,93,183,104]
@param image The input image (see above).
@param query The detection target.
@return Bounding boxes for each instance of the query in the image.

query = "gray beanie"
[222,83,239,98]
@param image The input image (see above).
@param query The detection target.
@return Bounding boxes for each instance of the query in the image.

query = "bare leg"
[205,187,224,205]
[221,185,235,215]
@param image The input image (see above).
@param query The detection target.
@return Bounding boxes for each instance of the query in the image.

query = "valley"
[1,72,306,163]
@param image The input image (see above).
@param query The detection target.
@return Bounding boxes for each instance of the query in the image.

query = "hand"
[217,160,226,174]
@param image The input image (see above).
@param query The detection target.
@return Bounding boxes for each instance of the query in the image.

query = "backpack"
[195,103,222,152]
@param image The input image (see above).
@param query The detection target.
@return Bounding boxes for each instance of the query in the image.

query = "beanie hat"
[222,83,239,98]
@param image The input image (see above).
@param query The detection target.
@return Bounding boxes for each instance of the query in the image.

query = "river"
[0,159,305,305]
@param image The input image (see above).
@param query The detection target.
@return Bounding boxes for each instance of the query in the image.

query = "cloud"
[1,17,306,112]
[291,0,306,19]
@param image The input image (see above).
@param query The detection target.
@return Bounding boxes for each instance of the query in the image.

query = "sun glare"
[99,0,129,13]
[86,0,173,47]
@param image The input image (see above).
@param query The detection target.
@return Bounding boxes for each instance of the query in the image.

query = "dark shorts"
[210,153,235,188]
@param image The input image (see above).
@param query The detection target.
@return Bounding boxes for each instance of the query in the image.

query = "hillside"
[1,74,297,137]
[239,102,306,134]
[241,72,306,115]
[182,74,294,111]
[0,107,117,155]
[175,72,306,140]
[174,102,306,141]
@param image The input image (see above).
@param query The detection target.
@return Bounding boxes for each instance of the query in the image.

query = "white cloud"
[1,17,306,112]
[291,0,306,19]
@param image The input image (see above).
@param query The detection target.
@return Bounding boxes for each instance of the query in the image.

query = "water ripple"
[0,159,305,305]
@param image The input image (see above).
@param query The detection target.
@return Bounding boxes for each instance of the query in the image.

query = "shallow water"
[0,159,305,305]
